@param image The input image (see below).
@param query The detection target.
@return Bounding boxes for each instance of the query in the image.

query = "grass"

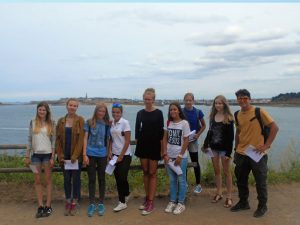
[1,149,300,195]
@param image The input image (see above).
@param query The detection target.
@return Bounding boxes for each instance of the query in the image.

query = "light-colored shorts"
[188,140,199,153]
[212,150,226,157]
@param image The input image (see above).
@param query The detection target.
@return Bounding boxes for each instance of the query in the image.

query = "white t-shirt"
[166,120,190,159]
[110,117,132,156]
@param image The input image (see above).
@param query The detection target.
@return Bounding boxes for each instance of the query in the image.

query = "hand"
[71,158,76,164]
[224,156,230,161]
[24,157,31,167]
[255,144,269,154]
[117,155,124,163]
[163,155,169,165]
[49,158,54,167]
[59,158,65,166]
[83,155,89,165]
[194,133,200,140]
[174,157,182,166]
[108,152,112,160]
[201,146,208,153]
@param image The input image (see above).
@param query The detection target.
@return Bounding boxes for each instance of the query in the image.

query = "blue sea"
[0,104,299,169]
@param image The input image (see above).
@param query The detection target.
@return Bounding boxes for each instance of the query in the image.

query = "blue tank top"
[64,127,72,160]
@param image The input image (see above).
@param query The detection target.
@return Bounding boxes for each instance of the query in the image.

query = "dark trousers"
[114,155,132,203]
[188,151,201,184]
[234,152,268,206]
[63,164,81,200]
[87,156,107,204]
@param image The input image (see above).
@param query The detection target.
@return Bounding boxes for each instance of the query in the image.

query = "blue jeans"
[166,157,188,203]
[63,163,82,200]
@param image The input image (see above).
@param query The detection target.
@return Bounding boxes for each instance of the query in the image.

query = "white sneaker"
[173,203,185,215]
[113,202,127,212]
[193,185,202,194]
[165,202,176,213]
[125,194,130,203]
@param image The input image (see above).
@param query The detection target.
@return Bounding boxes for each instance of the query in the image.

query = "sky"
[0,2,300,102]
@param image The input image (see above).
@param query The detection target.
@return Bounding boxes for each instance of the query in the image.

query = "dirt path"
[0,183,299,225]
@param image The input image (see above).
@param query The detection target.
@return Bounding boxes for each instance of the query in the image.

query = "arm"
[225,121,234,158]
[195,118,206,139]
[135,111,141,142]
[83,132,89,165]
[55,119,64,163]
[71,118,85,163]
[175,136,189,166]
[25,121,33,166]
[162,130,169,164]
[50,121,56,166]
[256,121,279,153]
[117,131,131,163]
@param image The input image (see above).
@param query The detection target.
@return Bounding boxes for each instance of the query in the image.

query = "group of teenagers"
[24,87,278,219]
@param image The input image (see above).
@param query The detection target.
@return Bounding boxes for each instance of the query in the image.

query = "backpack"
[234,107,270,144]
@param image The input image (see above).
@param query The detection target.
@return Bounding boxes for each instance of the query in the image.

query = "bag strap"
[255,107,264,136]
[234,110,240,126]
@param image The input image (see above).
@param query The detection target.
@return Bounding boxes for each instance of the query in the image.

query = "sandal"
[211,194,223,203]
[224,198,233,208]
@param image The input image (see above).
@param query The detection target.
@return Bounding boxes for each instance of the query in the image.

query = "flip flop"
[224,198,233,208]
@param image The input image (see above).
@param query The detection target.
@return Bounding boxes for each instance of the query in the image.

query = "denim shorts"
[31,153,52,165]
[212,150,226,157]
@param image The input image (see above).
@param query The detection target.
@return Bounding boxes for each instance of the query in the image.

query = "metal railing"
[0,144,197,173]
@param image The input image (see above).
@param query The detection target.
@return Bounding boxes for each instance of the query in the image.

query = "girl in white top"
[24,101,56,218]
[108,103,132,212]
[162,102,190,215]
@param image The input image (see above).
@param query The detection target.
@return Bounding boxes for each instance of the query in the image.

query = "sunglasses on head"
[112,103,122,108]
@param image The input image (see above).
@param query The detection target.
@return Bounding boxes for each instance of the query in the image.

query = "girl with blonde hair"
[25,101,56,218]
[83,102,110,217]
[202,95,234,208]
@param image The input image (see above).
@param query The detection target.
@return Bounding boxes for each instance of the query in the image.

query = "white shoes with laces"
[165,202,176,213]
[173,203,186,215]
[113,202,127,212]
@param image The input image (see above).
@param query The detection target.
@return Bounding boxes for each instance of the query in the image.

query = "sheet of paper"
[64,160,79,170]
[188,130,197,142]
[105,164,115,175]
[109,155,118,166]
[245,145,264,163]
[168,160,183,175]
[29,164,39,174]
[204,147,214,158]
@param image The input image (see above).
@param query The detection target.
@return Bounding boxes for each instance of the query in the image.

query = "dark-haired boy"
[231,89,278,218]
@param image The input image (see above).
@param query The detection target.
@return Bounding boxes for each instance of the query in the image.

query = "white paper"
[168,160,183,175]
[29,164,39,174]
[109,155,118,166]
[245,145,264,163]
[64,160,79,170]
[188,130,197,142]
[203,147,214,158]
[105,164,115,175]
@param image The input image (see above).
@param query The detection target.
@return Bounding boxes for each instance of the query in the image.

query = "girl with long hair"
[25,101,56,218]
[202,95,234,208]
[56,98,85,216]
[83,102,110,217]
[162,102,190,215]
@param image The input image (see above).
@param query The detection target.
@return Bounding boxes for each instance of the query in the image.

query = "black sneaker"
[43,206,53,217]
[36,206,44,218]
[230,201,250,212]
[253,205,267,218]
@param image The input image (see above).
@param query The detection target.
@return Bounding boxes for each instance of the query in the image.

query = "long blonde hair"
[33,101,54,135]
[88,102,110,128]
[209,95,234,124]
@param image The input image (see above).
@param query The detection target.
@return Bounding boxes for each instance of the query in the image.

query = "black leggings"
[188,151,201,185]
[87,156,107,204]
[114,155,132,203]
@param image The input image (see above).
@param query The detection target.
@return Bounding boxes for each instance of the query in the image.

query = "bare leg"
[221,157,232,199]
[34,165,43,207]
[147,160,158,202]
[44,163,52,207]
[140,159,149,199]
[211,155,222,195]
